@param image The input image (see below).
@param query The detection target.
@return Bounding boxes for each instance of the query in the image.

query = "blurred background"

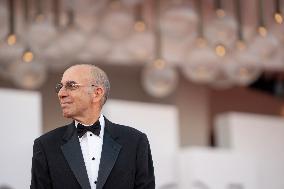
[0,0,284,188]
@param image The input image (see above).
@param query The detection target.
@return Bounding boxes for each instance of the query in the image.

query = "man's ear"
[93,87,104,103]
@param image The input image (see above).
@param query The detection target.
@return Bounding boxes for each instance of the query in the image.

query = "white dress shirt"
[75,114,105,189]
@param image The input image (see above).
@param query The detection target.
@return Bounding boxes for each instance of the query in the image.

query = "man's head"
[57,64,110,121]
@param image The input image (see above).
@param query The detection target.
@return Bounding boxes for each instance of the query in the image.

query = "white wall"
[0,89,42,189]
[178,148,258,189]
[215,112,284,189]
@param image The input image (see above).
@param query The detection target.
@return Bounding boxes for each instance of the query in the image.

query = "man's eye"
[70,83,77,88]
[68,83,75,89]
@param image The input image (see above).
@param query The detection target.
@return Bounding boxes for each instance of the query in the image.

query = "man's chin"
[62,111,73,118]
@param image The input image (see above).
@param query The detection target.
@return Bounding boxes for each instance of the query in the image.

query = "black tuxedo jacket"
[30,117,155,189]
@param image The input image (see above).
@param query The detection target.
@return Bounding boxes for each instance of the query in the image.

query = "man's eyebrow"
[65,80,77,83]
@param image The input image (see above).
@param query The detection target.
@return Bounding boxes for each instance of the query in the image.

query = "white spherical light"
[9,62,47,89]
[224,52,262,86]
[77,34,111,62]
[162,36,192,66]
[107,42,132,64]
[0,42,23,64]
[181,46,220,84]
[160,6,197,40]
[43,28,86,70]
[101,9,134,40]
[27,18,57,50]
[126,31,155,62]
[205,15,237,48]
[142,60,178,98]
[247,32,279,63]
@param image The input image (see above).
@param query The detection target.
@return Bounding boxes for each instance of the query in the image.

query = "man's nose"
[58,87,68,98]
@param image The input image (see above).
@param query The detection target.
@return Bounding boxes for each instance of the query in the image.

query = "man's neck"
[74,112,101,125]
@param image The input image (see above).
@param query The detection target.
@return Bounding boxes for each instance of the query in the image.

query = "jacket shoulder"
[105,119,146,139]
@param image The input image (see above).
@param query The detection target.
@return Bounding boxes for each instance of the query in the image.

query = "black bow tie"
[77,120,101,138]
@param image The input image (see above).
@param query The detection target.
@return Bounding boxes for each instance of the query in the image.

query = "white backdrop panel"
[178,148,258,189]
[103,99,179,189]
[215,112,284,189]
[0,89,42,189]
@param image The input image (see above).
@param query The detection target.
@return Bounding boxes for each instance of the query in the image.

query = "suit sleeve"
[134,133,155,189]
[30,138,53,189]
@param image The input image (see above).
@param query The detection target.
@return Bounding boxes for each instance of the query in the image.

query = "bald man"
[30,64,155,189]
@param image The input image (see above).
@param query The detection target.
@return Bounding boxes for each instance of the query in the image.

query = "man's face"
[57,66,95,120]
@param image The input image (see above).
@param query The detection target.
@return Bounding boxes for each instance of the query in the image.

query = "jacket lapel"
[96,119,122,189]
[61,122,91,189]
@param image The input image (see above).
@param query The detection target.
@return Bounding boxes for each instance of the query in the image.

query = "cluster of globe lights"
[0,0,283,98]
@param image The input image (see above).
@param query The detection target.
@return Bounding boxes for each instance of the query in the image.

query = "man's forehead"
[65,65,91,73]
[61,66,92,82]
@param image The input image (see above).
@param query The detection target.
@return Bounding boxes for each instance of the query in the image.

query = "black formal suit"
[30,117,155,189]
